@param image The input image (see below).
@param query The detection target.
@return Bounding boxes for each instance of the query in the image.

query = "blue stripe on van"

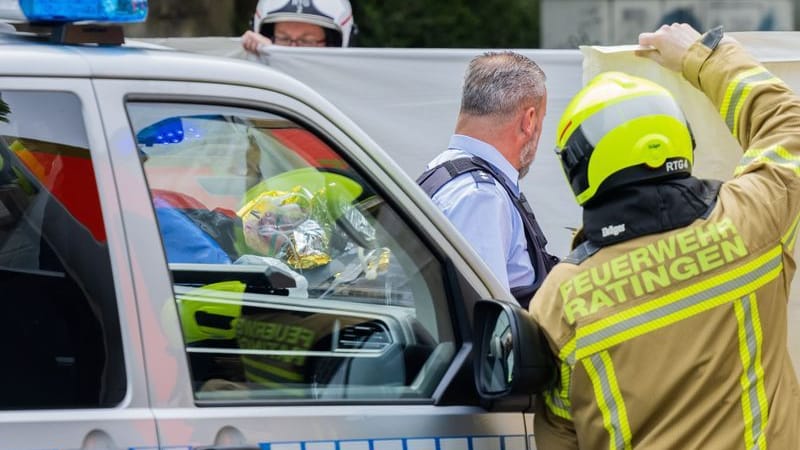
[131,435,526,450]
[265,435,525,450]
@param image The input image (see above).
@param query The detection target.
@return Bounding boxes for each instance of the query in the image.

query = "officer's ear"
[519,105,537,138]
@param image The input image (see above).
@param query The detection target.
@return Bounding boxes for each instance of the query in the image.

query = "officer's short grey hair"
[460,51,547,117]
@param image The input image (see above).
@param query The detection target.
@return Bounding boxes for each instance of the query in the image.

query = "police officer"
[241,0,357,53]
[417,51,558,308]
[532,24,800,448]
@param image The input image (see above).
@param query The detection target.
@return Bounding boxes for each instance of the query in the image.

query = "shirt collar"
[448,134,520,187]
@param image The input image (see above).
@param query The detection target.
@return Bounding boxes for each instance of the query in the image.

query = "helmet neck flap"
[581,177,721,247]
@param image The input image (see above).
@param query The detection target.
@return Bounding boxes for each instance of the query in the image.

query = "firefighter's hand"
[241,30,272,54]
[637,23,702,72]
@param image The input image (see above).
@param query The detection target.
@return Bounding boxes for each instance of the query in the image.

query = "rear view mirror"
[474,300,557,399]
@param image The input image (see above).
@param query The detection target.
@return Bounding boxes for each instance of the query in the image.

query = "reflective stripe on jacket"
[531,40,800,449]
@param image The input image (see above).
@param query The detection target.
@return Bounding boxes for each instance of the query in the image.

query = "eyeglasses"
[273,35,327,47]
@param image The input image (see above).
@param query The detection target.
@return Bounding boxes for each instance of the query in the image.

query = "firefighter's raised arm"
[640,23,800,161]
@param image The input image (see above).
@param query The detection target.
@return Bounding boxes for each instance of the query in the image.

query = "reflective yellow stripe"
[731,77,780,139]
[559,336,576,363]
[568,246,782,363]
[544,361,574,420]
[734,295,769,450]
[720,67,780,139]
[781,210,800,253]
[582,351,632,450]
[787,224,800,254]
[720,68,763,126]
[735,145,800,177]
[241,356,304,382]
[544,389,572,420]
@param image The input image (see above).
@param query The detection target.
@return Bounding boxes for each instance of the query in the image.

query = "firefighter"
[532,23,800,448]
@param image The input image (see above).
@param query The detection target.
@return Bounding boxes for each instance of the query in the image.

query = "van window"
[127,102,456,402]
[0,91,126,409]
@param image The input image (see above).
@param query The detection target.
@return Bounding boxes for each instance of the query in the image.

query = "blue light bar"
[17,0,148,23]
[137,115,222,147]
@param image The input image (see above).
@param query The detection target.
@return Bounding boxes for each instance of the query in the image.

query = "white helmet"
[253,0,357,48]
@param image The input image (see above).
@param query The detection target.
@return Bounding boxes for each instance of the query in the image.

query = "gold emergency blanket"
[238,186,332,269]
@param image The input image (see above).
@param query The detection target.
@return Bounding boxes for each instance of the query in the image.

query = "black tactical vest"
[417,156,559,308]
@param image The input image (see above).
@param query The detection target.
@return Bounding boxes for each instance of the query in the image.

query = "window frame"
[120,90,478,406]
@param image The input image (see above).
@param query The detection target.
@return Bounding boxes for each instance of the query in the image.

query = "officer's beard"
[518,137,537,179]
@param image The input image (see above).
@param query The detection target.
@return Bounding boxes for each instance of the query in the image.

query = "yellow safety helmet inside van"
[555,71,695,206]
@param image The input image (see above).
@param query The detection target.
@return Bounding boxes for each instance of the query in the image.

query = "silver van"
[0,1,533,448]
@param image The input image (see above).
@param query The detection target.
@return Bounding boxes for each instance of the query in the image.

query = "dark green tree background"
[351,0,540,48]
[228,0,541,48]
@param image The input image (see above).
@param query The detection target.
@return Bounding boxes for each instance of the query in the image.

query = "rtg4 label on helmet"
[665,158,691,173]
[555,71,695,206]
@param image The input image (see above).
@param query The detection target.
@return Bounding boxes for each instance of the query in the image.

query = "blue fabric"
[156,207,231,264]
[426,135,535,291]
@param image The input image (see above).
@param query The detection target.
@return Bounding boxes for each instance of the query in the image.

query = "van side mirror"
[473,300,557,398]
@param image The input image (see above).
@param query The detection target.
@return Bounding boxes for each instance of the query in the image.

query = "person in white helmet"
[241,0,357,53]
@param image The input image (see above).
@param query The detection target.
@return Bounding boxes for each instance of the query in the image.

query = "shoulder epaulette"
[563,240,600,265]
[470,169,495,186]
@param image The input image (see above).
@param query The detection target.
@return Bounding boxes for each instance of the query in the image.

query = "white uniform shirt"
[425,134,535,291]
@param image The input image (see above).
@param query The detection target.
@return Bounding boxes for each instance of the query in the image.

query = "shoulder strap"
[464,158,560,294]
[465,158,554,247]
[418,156,560,303]
[416,157,494,198]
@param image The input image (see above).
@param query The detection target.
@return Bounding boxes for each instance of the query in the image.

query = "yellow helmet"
[555,71,694,206]
[177,281,245,344]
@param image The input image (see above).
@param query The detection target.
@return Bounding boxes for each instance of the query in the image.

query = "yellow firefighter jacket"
[531,40,800,449]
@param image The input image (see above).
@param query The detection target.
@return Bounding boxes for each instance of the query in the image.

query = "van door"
[94,79,529,449]
[0,79,157,448]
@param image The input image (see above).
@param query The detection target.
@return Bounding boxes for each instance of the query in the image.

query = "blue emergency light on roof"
[137,115,221,147]
[0,0,148,23]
